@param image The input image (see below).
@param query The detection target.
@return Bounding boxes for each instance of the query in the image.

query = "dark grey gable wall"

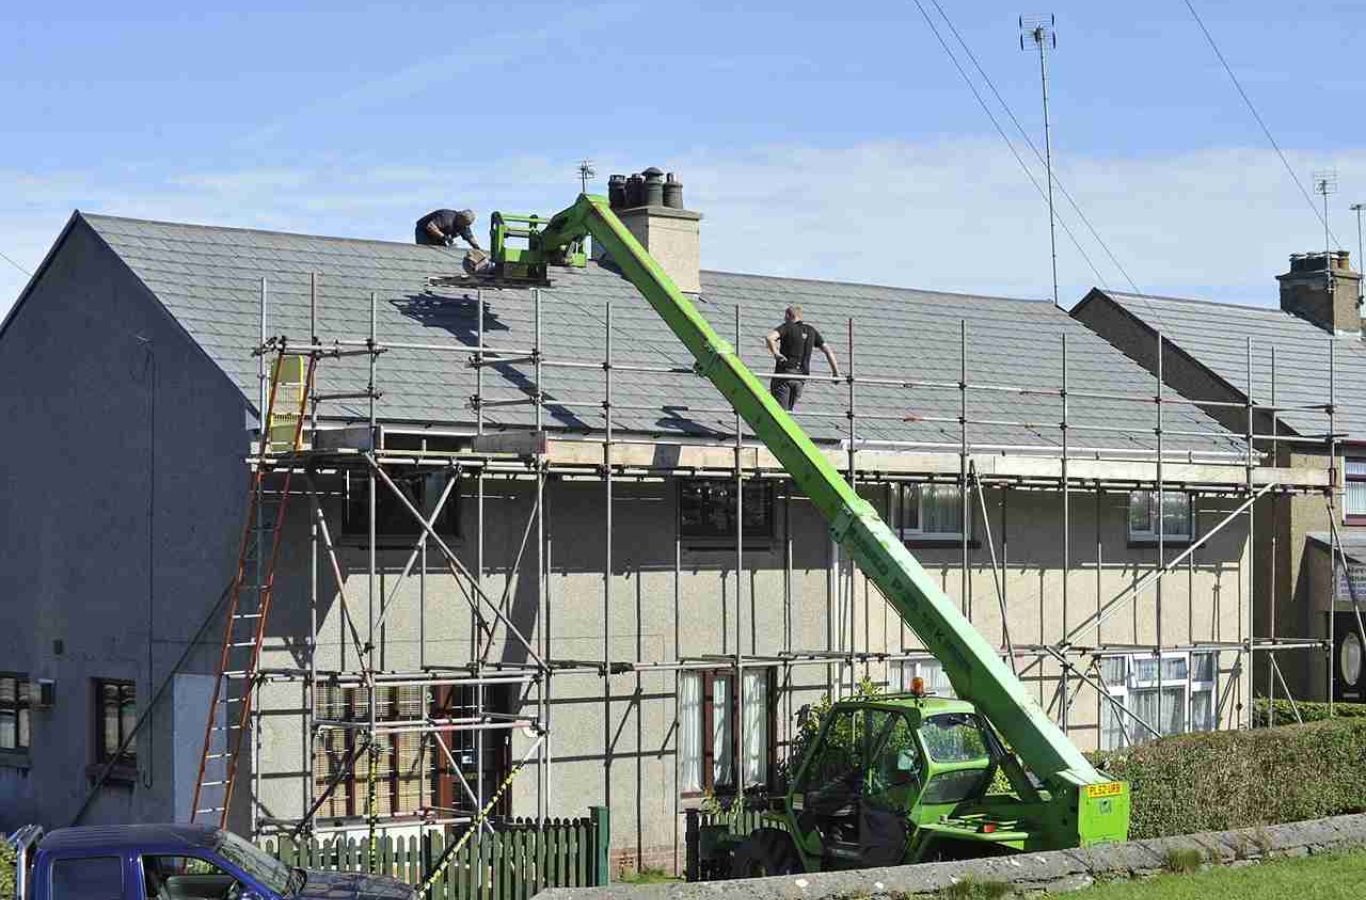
[0,218,250,829]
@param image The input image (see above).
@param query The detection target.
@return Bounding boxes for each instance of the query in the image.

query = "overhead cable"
[1182,0,1342,249]
[0,248,31,278]
[909,0,1112,292]
[929,0,1142,295]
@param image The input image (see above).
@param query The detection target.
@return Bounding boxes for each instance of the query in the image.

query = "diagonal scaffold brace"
[417,734,544,896]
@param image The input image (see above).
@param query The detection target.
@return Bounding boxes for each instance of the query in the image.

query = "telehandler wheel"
[730,828,802,878]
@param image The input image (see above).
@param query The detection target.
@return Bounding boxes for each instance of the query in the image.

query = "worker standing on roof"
[415,209,482,249]
[765,305,841,411]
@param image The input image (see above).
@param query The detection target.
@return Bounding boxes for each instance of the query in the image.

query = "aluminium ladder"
[190,349,314,827]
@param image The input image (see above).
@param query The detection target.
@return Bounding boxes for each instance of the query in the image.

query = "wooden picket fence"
[260,808,609,899]
[684,805,777,881]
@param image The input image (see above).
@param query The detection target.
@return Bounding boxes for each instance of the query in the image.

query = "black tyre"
[730,828,802,878]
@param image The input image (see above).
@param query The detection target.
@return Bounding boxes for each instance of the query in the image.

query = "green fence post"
[492,830,503,900]
[684,808,700,882]
[589,806,610,886]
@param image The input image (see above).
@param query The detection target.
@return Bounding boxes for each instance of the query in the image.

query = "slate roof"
[1079,290,1361,440]
[57,213,1243,455]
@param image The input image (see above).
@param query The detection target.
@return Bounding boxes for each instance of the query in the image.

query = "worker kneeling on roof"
[416,208,482,249]
[765,305,841,411]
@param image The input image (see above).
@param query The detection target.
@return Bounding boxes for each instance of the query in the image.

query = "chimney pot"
[607,174,627,210]
[625,173,645,208]
[642,167,665,207]
[663,172,684,209]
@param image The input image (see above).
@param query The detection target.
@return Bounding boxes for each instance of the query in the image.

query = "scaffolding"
[233,270,1350,850]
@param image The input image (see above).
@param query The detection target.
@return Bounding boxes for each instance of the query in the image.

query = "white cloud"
[3,139,1362,320]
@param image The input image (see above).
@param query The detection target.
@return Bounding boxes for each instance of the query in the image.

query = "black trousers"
[770,367,804,410]
[415,225,444,246]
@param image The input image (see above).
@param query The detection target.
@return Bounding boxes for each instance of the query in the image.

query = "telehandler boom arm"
[538,194,1121,841]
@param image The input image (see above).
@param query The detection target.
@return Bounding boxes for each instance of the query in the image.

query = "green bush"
[1,840,14,900]
[774,676,884,789]
[1094,717,1366,839]
[1252,698,1366,727]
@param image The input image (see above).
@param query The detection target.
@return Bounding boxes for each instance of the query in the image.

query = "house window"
[343,471,459,543]
[1190,652,1217,733]
[94,680,136,768]
[0,674,30,753]
[678,667,776,794]
[1345,459,1366,523]
[679,479,775,541]
[888,657,956,698]
[1097,651,1218,751]
[890,484,966,541]
[1127,491,1192,543]
[314,684,434,820]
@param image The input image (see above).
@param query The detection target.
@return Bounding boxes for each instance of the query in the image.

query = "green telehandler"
[479,194,1131,876]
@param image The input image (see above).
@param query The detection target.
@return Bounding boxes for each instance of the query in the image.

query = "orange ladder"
[190,348,314,827]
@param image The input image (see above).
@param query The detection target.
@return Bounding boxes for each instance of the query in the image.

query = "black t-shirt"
[774,320,824,374]
[417,209,474,242]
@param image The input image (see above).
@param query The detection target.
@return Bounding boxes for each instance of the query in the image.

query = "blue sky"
[4,1,1366,316]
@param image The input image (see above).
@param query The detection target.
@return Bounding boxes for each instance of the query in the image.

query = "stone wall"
[539,813,1366,898]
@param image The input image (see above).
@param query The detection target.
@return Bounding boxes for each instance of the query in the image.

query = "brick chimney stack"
[598,168,702,293]
[1277,251,1362,335]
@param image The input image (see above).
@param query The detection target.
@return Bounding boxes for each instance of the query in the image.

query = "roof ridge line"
[81,211,429,251]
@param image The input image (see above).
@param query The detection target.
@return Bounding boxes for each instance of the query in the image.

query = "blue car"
[8,823,416,900]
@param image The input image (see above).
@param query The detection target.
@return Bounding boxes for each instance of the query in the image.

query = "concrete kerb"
[536,813,1366,899]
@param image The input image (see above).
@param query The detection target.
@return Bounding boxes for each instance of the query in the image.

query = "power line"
[930,0,1142,295]
[908,0,1112,292]
[1181,0,1342,249]
[0,247,31,278]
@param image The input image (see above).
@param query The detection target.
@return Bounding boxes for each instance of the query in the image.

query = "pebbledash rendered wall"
[250,470,1251,873]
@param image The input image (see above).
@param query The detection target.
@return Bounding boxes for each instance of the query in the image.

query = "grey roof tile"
[1093,290,1357,439]
[80,213,1241,453]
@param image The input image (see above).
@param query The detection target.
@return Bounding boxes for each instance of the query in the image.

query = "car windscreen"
[216,830,293,895]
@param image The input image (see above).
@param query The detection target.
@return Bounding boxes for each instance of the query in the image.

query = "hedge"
[1094,716,1366,839]
[1253,698,1366,727]
[1,840,13,900]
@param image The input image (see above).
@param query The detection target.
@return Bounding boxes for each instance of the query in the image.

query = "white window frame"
[678,672,704,794]
[677,667,774,795]
[0,673,30,753]
[741,669,769,788]
[1097,651,1219,751]
[1127,490,1193,543]
[1344,457,1366,522]
[1189,652,1217,734]
[888,657,956,698]
[891,483,968,542]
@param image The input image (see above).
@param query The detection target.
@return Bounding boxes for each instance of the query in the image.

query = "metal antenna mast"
[1351,201,1364,308]
[577,160,597,194]
[1021,14,1059,307]
[1315,170,1338,290]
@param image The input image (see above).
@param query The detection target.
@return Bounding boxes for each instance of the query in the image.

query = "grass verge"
[615,866,680,884]
[933,877,1013,899]
[1068,850,1366,899]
